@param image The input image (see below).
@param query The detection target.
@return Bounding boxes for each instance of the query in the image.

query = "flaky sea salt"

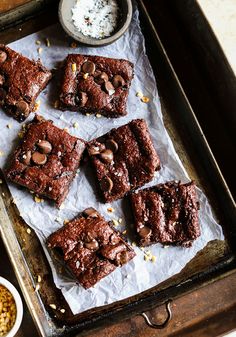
[71,0,119,39]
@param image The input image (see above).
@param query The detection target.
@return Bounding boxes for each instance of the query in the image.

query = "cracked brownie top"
[59,54,134,117]
[6,115,85,207]
[47,208,136,289]
[87,119,161,203]
[0,44,52,122]
[130,181,200,247]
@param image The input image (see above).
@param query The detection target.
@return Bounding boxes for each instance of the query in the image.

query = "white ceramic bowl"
[0,277,23,337]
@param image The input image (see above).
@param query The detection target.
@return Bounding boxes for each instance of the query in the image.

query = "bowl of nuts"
[0,277,23,337]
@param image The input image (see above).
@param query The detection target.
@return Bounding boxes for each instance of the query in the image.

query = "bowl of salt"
[59,0,133,46]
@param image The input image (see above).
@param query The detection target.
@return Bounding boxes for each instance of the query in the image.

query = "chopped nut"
[33,100,41,112]
[59,203,65,210]
[2,193,5,197]
[71,63,77,72]
[26,228,31,234]
[37,47,43,54]
[45,38,50,47]
[136,91,143,98]
[73,122,79,129]
[63,219,69,225]
[37,275,42,283]
[35,284,40,292]
[112,219,119,227]
[122,230,127,235]
[7,124,12,129]
[141,96,150,103]
[96,113,102,118]
[18,131,25,139]
[144,255,150,261]
[64,127,69,133]
[83,73,89,79]
[151,255,157,263]
[163,245,169,249]
[34,196,44,203]
[118,218,122,223]
[35,40,41,45]
[131,242,137,247]
[60,308,65,313]
[0,285,17,335]
[85,113,91,117]
[107,207,114,213]
[49,304,57,310]
[70,42,77,48]
[54,100,60,109]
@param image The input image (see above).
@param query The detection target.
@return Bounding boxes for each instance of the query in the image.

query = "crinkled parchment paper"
[0,5,223,315]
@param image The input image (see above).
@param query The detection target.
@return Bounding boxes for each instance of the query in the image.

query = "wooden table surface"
[0,1,235,336]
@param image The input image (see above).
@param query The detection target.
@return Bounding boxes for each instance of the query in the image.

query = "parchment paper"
[0,5,223,315]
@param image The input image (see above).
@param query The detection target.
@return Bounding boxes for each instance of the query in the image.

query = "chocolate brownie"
[59,54,134,117]
[87,119,161,203]
[6,115,85,207]
[47,208,136,289]
[0,44,52,122]
[130,181,200,247]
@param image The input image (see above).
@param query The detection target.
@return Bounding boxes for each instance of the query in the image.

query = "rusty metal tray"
[0,1,235,336]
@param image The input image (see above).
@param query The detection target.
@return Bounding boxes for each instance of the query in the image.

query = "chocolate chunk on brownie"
[87,119,161,203]
[59,54,134,117]
[130,181,200,247]
[0,44,52,122]
[6,115,85,207]
[47,208,136,289]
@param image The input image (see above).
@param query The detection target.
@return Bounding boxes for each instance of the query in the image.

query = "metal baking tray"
[0,1,235,336]
[0,0,57,31]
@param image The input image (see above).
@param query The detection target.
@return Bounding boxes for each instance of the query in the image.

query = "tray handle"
[141,300,172,329]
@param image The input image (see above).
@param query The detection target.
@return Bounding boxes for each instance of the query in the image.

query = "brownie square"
[130,181,200,247]
[6,115,85,207]
[47,208,136,289]
[87,119,161,203]
[59,54,134,117]
[0,44,52,122]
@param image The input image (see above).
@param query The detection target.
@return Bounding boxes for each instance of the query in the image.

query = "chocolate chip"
[32,152,47,165]
[37,140,52,154]
[117,251,129,265]
[105,139,118,153]
[95,72,109,85]
[0,51,7,63]
[82,61,96,74]
[85,239,99,250]
[89,145,101,156]
[99,149,114,163]
[100,176,113,192]
[103,81,115,95]
[0,74,5,86]
[75,92,88,107]
[83,207,99,218]
[110,233,120,245]
[112,75,125,88]
[16,100,29,115]
[139,226,152,238]
[21,150,31,165]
